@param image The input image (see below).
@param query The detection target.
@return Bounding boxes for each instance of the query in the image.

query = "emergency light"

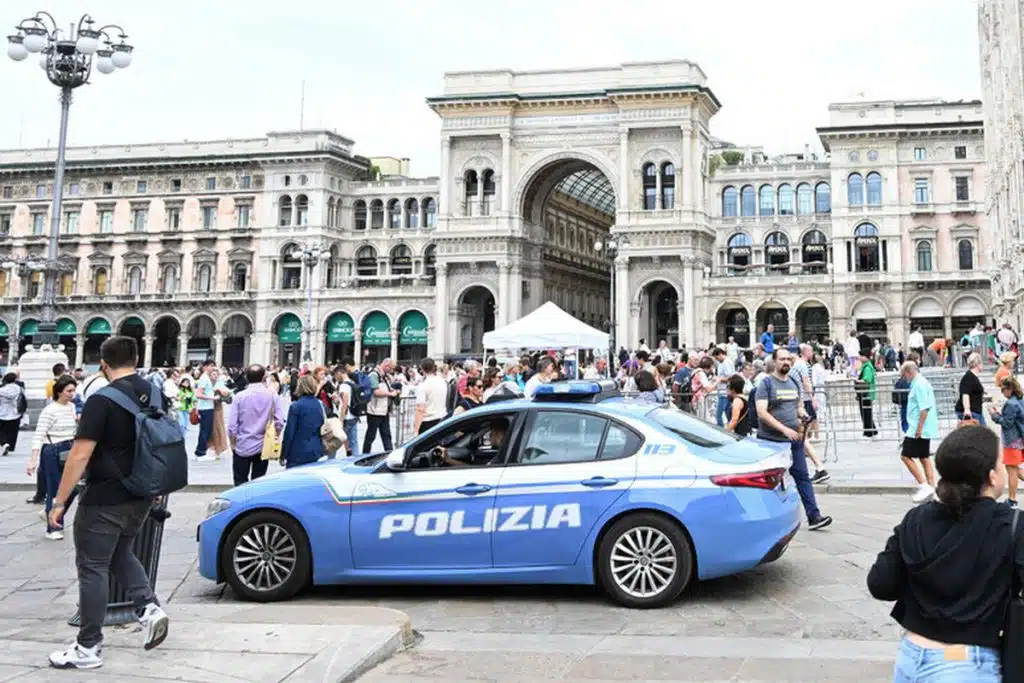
[532,380,619,403]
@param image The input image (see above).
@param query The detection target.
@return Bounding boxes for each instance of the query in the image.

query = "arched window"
[854,223,880,272]
[847,173,864,206]
[93,268,107,295]
[232,263,247,292]
[740,185,756,216]
[325,246,339,287]
[801,230,828,273]
[387,199,401,229]
[759,185,775,216]
[796,183,813,215]
[369,199,384,229]
[128,266,143,295]
[424,198,437,228]
[59,273,74,297]
[722,186,738,217]
[390,244,413,276]
[278,195,292,227]
[464,170,478,214]
[482,169,495,215]
[354,200,367,230]
[642,163,657,210]
[295,195,309,226]
[424,244,437,280]
[281,246,302,289]
[778,184,794,215]
[916,241,933,272]
[815,182,831,213]
[326,199,335,229]
[959,239,974,270]
[356,246,378,277]
[196,264,212,293]
[727,232,753,273]
[660,163,675,209]
[405,198,419,229]
[866,172,883,206]
[765,231,790,271]
[160,265,177,294]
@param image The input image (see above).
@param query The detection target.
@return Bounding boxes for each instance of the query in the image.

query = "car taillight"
[710,468,786,490]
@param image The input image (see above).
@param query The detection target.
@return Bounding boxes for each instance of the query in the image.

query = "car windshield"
[650,409,741,448]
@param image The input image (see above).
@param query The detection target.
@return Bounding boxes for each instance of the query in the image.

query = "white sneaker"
[138,603,169,651]
[0,443,9,456]
[912,484,936,505]
[194,454,216,463]
[49,641,102,669]
[45,530,64,540]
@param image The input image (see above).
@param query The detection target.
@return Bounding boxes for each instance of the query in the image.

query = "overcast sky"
[2,0,981,177]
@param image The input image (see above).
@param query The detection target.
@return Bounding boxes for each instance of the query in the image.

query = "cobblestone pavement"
[0,491,915,681]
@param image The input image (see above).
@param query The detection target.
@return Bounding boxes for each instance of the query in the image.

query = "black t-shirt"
[955,371,985,415]
[76,374,152,506]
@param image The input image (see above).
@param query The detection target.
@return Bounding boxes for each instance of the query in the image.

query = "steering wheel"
[521,446,548,462]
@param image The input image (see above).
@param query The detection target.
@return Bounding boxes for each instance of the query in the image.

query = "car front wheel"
[597,513,694,608]
[221,510,311,602]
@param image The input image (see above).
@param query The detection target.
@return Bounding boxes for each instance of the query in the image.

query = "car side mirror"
[385,447,406,471]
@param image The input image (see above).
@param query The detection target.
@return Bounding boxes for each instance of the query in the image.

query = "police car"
[197,380,800,608]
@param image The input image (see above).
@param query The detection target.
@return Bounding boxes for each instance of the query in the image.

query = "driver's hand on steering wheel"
[431,446,465,468]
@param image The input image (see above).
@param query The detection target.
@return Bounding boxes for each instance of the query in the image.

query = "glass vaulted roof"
[553,169,615,218]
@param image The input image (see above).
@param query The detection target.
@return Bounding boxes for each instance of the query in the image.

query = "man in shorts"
[900,361,939,504]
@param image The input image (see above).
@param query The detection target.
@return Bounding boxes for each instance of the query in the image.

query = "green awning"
[277,313,302,344]
[326,312,354,343]
[56,318,77,335]
[123,316,144,328]
[362,311,391,347]
[0,321,9,338]
[398,310,428,345]
[87,318,112,335]
[20,320,38,336]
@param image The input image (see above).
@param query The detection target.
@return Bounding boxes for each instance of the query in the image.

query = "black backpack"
[96,384,189,498]
[747,383,760,433]
[445,378,459,417]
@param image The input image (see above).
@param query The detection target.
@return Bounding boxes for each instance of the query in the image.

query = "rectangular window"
[167,208,181,231]
[64,211,78,234]
[31,212,45,235]
[99,210,113,233]
[1,186,11,199]
[35,184,46,199]
[171,178,182,192]
[206,177,216,191]
[914,147,926,161]
[237,205,250,228]
[0,214,10,234]
[137,180,148,194]
[29,272,42,298]
[954,146,967,160]
[132,209,148,232]
[69,182,79,196]
[240,175,251,190]
[102,181,113,195]
[914,178,930,204]
[955,176,970,201]
[202,206,217,229]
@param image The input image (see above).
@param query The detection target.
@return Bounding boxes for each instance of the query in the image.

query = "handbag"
[260,398,280,462]
[189,407,200,426]
[1003,507,1024,680]
[318,401,346,455]
[16,388,27,415]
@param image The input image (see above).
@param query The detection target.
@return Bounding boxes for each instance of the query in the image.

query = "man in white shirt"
[583,357,607,380]
[843,332,860,373]
[414,358,449,435]
[524,357,556,399]
[726,337,740,364]
[655,340,673,363]
[908,327,925,358]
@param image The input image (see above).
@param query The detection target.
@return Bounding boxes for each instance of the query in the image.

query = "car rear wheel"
[597,513,694,608]
[221,510,311,602]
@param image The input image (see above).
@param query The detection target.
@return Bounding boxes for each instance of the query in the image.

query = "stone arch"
[184,313,218,335]
[84,315,113,331]
[114,313,148,331]
[947,293,987,317]
[513,149,619,221]
[219,310,255,331]
[906,294,944,319]
[714,300,754,347]
[452,281,498,307]
[639,147,678,167]
[635,277,683,349]
[632,274,683,304]
[849,295,890,320]
[357,308,393,330]
[270,309,305,332]
[794,297,831,315]
[794,298,832,343]
[395,305,432,329]
[460,153,500,176]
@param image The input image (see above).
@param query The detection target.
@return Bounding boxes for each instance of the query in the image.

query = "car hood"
[223,456,380,501]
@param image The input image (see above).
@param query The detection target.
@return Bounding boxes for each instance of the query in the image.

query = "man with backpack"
[362,358,399,454]
[46,336,182,669]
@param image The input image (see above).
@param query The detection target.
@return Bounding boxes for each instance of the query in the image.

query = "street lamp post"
[290,244,330,363]
[594,235,629,376]
[7,12,132,347]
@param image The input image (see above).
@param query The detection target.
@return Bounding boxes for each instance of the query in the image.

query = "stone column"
[178,334,189,367]
[433,263,449,357]
[498,262,511,327]
[618,130,629,212]
[476,170,485,216]
[501,133,512,214]
[399,200,407,230]
[439,136,451,217]
[213,333,224,367]
[390,328,399,361]
[944,316,953,341]
[143,335,154,368]
[629,302,641,352]
[615,257,630,353]
[675,302,687,349]
[509,264,523,321]
[682,125,694,208]
[682,263,695,349]
[354,329,362,366]
[74,334,85,369]
[383,203,390,231]
[655,170,663,210]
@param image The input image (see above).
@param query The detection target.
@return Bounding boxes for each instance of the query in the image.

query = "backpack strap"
[95,385,144,416]
[148,382,163,411]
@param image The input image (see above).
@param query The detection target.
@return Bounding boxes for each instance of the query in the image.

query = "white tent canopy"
[482,301,609,350]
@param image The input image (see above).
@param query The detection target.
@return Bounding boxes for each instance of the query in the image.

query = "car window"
[600,421,642,460]
[404,413,516,469]
[650,408,740,448]
[518,411,607,465]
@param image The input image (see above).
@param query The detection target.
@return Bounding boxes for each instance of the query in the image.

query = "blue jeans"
[893,635,1000,682]
[955,411,986,426]
[195,409,214,456]
[788,440,821,521]
[178,411,189,437]
[41,441,78,533]
[343,419,359,458]
[715,395,730,427]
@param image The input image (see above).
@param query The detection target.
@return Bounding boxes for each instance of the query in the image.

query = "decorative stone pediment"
[88,251,113,267]
[227,247,253,263]
[122,250,149,266]
[191,248,218,264]
[157,249,183,266]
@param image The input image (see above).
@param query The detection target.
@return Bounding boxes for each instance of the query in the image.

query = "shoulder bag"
[260,396,280,461]
[318,400,346,455]
[1003,507,1024,680]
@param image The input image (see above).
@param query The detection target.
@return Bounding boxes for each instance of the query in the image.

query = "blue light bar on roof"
[532,379,619,401]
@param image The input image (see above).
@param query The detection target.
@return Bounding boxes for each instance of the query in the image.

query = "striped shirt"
[32,402,77,451]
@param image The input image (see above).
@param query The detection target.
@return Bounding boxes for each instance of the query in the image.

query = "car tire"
[596,513,694,609]
[221,510,311,602]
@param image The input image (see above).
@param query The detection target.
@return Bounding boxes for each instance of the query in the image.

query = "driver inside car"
[436,420,507,467]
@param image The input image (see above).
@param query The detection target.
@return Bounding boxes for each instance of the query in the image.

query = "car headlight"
[205,498,232,519]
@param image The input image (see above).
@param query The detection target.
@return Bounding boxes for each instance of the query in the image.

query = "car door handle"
[455,483,492,496]
[580,477,618,488]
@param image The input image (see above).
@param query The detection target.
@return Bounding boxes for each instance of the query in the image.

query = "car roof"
[471,396,660,419]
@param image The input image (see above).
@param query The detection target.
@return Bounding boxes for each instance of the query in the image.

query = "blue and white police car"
[197,380,800,608]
